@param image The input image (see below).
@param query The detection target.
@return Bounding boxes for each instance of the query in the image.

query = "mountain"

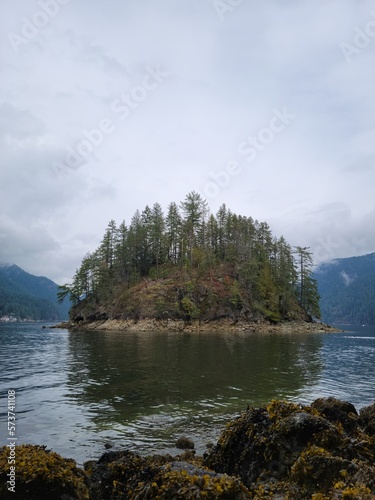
[0,264,70,321]
[314,253,375,325]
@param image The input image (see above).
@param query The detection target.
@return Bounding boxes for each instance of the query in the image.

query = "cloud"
[0,0,374,283]
[340,270,357,286]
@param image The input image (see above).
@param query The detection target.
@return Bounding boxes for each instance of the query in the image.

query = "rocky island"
[57,193,327,333]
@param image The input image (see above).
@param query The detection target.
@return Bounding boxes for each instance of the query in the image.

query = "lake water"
[1,322,374,466]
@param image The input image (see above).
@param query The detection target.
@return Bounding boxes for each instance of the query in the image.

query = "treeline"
[60,192,320,321]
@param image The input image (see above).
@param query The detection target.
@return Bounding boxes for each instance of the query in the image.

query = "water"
[1,322,374,466]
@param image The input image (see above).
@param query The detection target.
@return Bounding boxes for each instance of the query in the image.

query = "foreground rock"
[205,398,375,498]
[1,398,374,499]
[0,444,89,499]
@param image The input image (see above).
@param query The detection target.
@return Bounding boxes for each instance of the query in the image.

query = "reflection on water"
[1,323,375,465]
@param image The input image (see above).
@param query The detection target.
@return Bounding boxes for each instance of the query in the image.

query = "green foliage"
[294,246,321,319]
[180,296,199,321]
[229,280,242,310]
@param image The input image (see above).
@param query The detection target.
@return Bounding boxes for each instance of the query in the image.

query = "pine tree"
[294,246,320,318]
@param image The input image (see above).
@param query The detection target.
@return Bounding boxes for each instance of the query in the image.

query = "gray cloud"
[0,0,374,284]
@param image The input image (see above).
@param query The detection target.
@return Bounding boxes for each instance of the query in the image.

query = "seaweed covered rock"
[311,396,359,432]
[204,398,375,499]
[0,444,89,500]
[360,402,375,436]
[176,436,195,450]
[86,449,251,499]
[1,399,374,499]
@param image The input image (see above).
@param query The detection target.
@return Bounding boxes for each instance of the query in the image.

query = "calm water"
[1,323,374,465]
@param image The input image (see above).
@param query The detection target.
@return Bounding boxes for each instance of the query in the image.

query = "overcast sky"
[1,0,375,284]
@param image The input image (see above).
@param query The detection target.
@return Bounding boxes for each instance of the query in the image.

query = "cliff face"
[69,264,310,327]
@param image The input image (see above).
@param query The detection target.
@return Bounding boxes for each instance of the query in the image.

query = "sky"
[1,0,375,284]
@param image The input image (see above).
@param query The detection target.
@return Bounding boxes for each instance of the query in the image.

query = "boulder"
[86,449,251,499]
[204,398,375,498]
[0,444,89,500]
[311,396,359,432]
[175,435,195,450]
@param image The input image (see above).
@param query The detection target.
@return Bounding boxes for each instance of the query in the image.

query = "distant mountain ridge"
[0,264,69,321]
[314,252,375,325]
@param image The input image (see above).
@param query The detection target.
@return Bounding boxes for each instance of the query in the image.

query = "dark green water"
[1,323,374,465]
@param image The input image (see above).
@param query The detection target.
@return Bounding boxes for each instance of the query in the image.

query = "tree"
[294,246,320,318]
[150,202,166,273]
[180,191,208,263]
[166,202,182,264]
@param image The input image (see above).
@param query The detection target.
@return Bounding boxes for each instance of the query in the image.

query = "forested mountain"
[61,192,320,326]
[315,253,375,325]
[0,264,69,320]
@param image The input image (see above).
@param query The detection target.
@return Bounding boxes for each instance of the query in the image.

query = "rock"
[360,402,375,435]
[311,396,359,432]
[0,444,89,500]
[104,441,114,449]
[1,398,374,499]
[86,449,251,499]
[204,398,375,498]
[175,435,195,449]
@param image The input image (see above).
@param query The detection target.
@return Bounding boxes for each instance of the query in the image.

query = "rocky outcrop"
[204,398,375,498]
[53,317,341,333]
[1,398,373,499]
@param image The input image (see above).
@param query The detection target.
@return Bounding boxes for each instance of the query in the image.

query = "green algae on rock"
[1,398,374,499]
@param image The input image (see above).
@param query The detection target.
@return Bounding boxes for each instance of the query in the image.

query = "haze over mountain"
[315,253,375,325]
[0,264,69,321]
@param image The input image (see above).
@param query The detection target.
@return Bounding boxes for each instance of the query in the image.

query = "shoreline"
[2,397,374,498]
[53,318,342,333]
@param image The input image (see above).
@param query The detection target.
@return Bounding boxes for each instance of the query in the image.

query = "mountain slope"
[0,264,69,320]
[314,253,375,325]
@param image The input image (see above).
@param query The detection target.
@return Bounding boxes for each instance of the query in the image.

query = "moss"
[0,444,89,500]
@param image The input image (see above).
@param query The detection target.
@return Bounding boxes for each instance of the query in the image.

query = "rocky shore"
[1,397,374,499]
[53,318,341,334]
